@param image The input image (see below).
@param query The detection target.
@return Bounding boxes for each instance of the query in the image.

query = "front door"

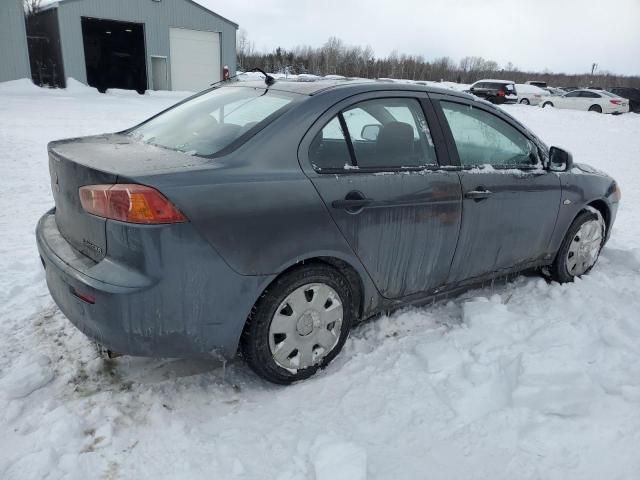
[300,93,462,299]
[433,97,561,284]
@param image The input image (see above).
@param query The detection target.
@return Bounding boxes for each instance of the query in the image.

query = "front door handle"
[465,189,492,200]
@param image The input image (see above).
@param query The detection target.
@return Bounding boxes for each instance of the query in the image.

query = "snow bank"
[0,79,41,94]
[0,355,54,399]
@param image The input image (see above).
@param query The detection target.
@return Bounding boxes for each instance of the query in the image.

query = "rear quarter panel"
[127,94,383,315]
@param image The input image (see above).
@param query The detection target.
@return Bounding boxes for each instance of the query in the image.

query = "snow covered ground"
[1,79,640,480]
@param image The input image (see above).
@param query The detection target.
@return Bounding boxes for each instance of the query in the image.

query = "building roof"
[39,0,238,27]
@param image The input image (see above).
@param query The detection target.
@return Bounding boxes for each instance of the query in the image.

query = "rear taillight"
[610,99,622,105]
[497,90,506,97]
[79,184,187,224]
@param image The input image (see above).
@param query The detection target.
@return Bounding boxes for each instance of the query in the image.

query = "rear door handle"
[465,189,492,200]
[332,199,373,209]
[332,191,373,212]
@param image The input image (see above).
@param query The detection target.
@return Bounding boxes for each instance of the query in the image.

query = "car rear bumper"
[36,209,272,359]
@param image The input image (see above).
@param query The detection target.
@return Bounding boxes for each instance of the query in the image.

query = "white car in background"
[515,83,549,106]
[541,89,630,114]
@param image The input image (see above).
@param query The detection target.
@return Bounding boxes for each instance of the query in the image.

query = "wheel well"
[262,257,365,318]
[586,199,611,234]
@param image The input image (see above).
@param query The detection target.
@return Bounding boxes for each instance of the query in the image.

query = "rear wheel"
[549,210,605,283]
[520,98,530,105]
[542,101,554,108]
[589,104,602,113]
[241,265,354,384]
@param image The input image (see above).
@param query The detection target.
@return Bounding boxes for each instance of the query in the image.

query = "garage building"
[27,0,237,92]
[0,0,32,83]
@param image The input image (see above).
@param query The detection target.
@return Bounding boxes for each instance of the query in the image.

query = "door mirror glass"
[361,124,381,141]
[549,146,573,172]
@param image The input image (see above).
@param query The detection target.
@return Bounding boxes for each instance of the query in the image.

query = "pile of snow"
[1,80,640,479]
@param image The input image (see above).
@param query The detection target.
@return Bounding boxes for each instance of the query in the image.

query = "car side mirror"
[549,146,573,172]
[361,124,381,141]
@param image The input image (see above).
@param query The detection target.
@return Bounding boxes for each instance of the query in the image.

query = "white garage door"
[169,28,220,92]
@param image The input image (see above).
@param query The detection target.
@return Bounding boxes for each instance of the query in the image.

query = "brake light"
[610,99,622,105]
[79,184,187,224]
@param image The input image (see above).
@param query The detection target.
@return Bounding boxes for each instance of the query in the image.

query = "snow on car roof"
[474,79,516,84]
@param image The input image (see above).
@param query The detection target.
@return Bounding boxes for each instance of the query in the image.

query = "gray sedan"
[37,79,620,384]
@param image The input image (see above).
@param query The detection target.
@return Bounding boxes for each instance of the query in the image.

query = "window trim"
[431,96,545,171]
[301,91,449,175]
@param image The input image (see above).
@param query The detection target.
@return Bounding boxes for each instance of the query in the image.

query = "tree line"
[237,32,640,88]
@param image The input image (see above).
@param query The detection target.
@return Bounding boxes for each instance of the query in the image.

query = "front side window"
[441,101,538,168]
[309,97,437,171]
[129,86,297,157]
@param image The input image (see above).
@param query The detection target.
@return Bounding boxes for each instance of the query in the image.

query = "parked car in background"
[526,80,547,88]
[544,87,566,96]
[37,79,620,384]
[610,87,640,113]
[516,84,550,105]
[541,89,629,114]
[468,79,518,104]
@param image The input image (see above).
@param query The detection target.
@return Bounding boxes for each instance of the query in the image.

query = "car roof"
[227,79,475,100]
[473,79,515,84]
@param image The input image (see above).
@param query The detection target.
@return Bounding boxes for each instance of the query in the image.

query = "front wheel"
[520,98,530,105]
[241,265,354,384]
[549,210,605,283]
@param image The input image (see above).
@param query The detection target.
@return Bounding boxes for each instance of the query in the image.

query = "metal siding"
[56,0,237,90]
[0,0,32,82]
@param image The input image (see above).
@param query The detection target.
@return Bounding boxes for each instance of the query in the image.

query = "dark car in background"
[37,79,620,384]
[610,87,640,113]
[468,79,518,104]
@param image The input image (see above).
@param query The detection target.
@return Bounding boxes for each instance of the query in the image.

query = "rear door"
[562,90,584,109]
[299,92,462,299]
[431,96,561,284]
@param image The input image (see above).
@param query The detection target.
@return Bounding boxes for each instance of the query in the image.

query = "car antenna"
[209,67,276,87]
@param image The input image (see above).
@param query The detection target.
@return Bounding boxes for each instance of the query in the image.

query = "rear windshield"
[129,87,298,157]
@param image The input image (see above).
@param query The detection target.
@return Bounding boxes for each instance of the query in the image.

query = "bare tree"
[24,0,42,16]
[236,31,640,88]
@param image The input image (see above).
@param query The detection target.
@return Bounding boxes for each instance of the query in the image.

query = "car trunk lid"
[48,134,211,262]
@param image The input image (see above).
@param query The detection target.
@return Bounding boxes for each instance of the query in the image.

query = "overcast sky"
[202,0,640,76]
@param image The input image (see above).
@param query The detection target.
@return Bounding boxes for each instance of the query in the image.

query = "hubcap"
[566,219,603,276]
[268,283,343,371]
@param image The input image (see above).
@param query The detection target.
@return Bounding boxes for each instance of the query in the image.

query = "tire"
[520,98,530,105]
[542,101,554,108]
[589,104,602,113]
[549,210,605,283]
[241,264,355,384]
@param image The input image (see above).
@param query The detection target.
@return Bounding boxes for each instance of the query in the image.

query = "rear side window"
[129,87,297,157]
[441,101,538,168]
[309,117,352,170]
[310,98,437,171]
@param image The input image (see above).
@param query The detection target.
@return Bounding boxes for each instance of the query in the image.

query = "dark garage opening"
[81,17,147,93]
